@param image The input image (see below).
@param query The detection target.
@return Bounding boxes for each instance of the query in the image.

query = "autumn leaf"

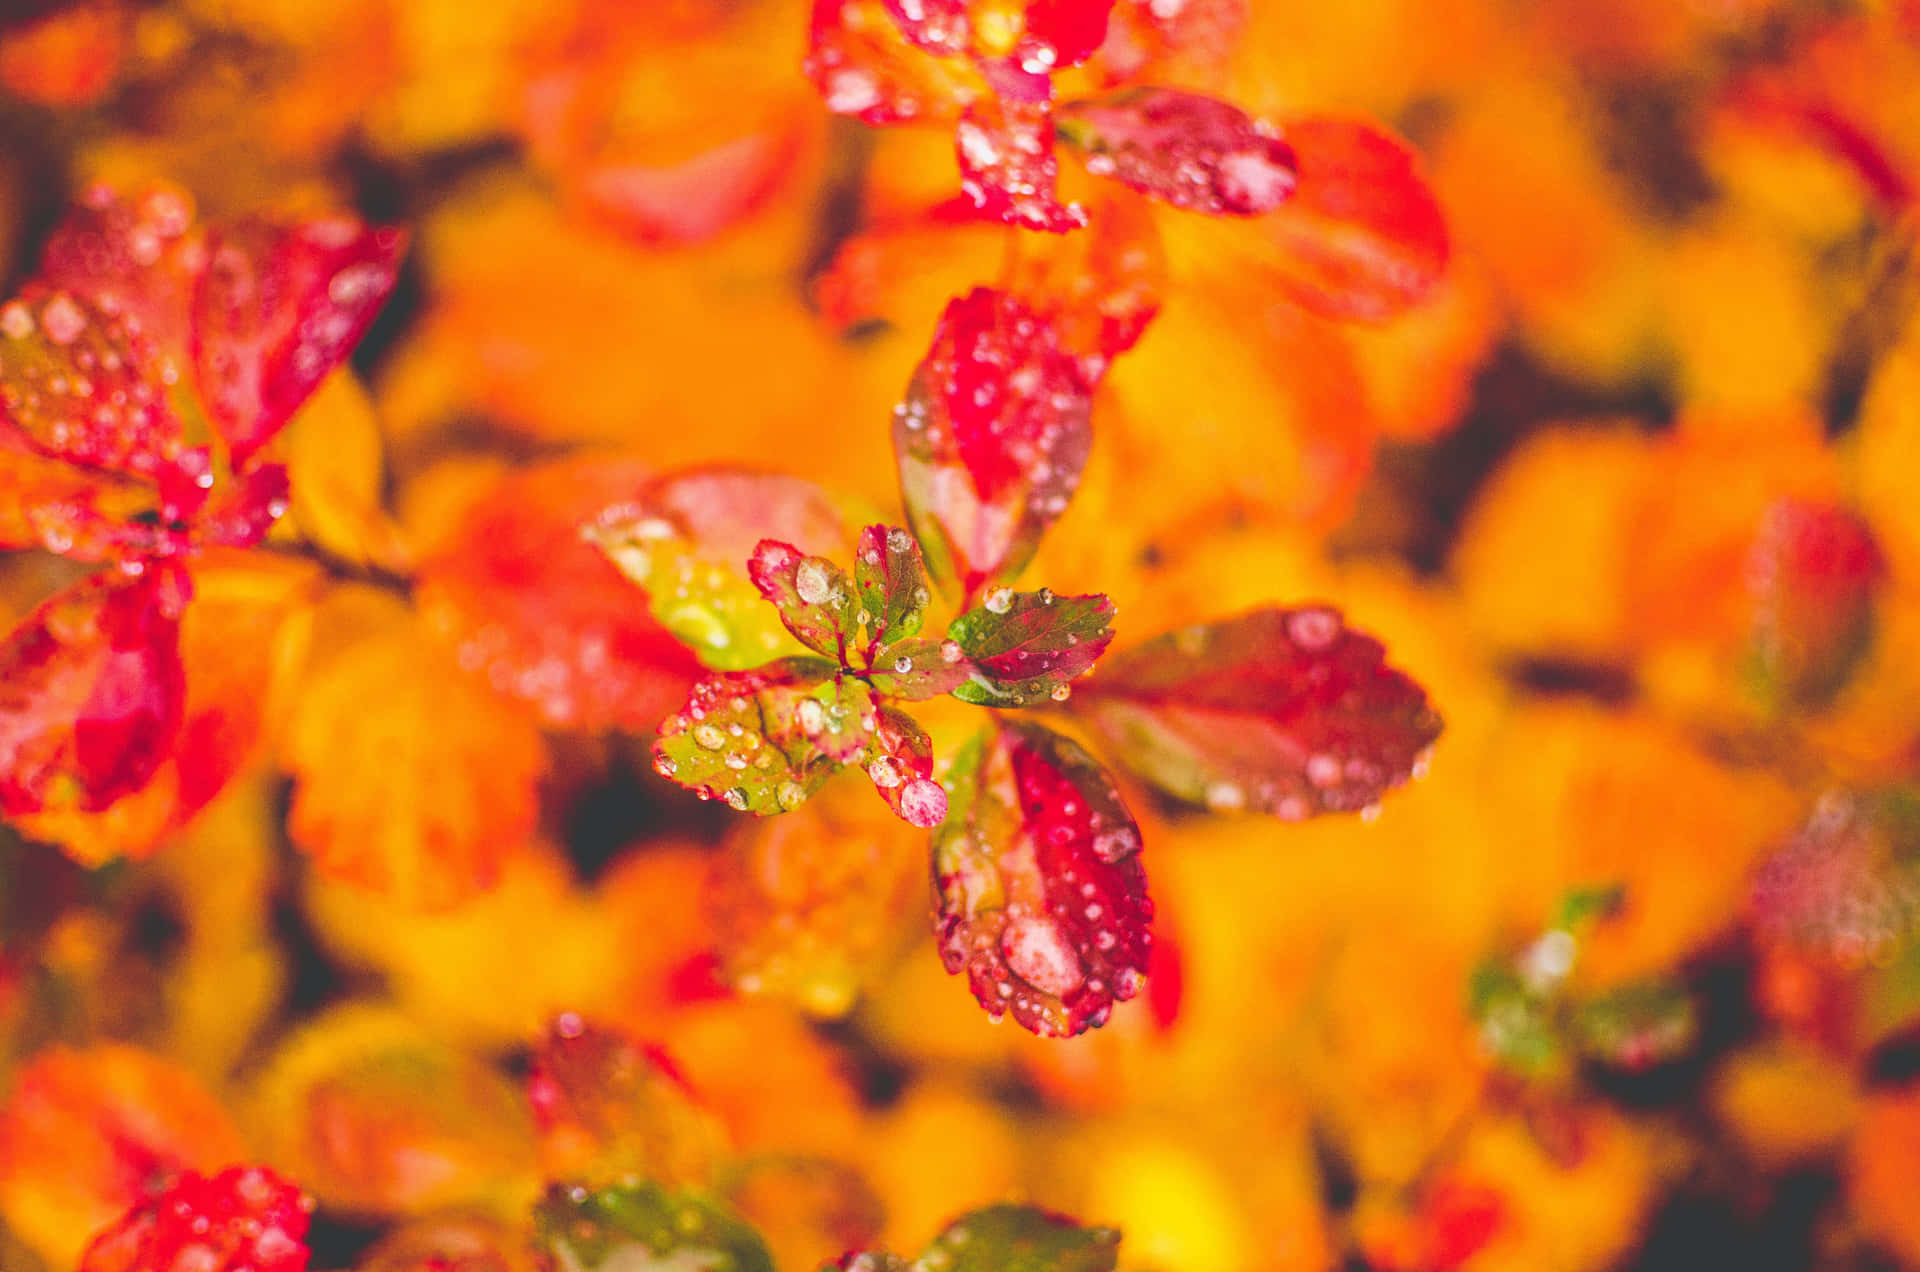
[863,635,975,701]
[417,456,702,732]
[527,1016,722,1188]
[862,705,949,827]
[652,660,874,815]
[1068,606,1441,818]
[37,185,198,357]
[945,587,1113,705]
[0,564,188,818]
[956,93,1087,233]
[1744,497,1888,711]
[1006,189,1167,375]
[78,1167,314,1272]
[933,719,1150,1036]
[192,216,407,463]
[1057,88,1298,215]
[282,601,546,910]
[806,0,982,125]
[748,539,859,661]
[894,289,1094,603]
[535,1180,774,1272]
[355,1214,539,1272]
[853,523,933,657]
[588,468,857,672]
[1749,789,1920,969]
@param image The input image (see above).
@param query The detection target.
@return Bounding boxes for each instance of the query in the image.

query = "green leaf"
[587,470,855,671]
[929,1204,1120,1272]
[945,590,1114,706]
[853,524,933,657]
[1467,961,1564,1079]
[1571,979,1697,1071]
[748,538,857,661]
[537,1181,774,1272]
[653,660,875,815]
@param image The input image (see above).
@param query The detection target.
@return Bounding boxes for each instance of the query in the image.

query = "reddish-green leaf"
[830,1203,1120,1272]
[38,184,198,358]
[78,1167,313,1272]
[893,288,1094,603]
[1251,116,1448,321]
[653,661,874,815]
[1750,789,1920,968]
[956,94,1087,233]
[864,705,948,828]
[864,635,975,700]
[945,588,1113,705]
[749,539,857,662]
[933,720,1149,1037]
[0,564,188,816]
[1745,497,1887,711]
[536,1181,773,1272]
[853,524,932,657]
[1069,606,1441,818]
[589,468,854,672]
[192,217,406,463]
[1058,88,1297,215]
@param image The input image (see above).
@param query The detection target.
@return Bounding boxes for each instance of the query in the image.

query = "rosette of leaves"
[594,285,1441,1037]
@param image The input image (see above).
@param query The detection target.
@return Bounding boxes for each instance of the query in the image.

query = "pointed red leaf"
[956,94,1087,232]
[1070,606,1442,818]
[853,524,933,658]
[893,288,1094,602]
[945,587,1113,704]
[1256,116,1448,321]
[1745,497,1887,711]
[934,720,1149,1037]
[806,0,980,124]
[78,1166,313,1272]
[864,705,947,827]
[748,539,857,662]
[192,217,406,463]
[0,564,188,816]
[1058,88,1297,215]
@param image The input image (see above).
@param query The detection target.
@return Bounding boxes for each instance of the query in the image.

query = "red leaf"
[1008,189,1167,375]
[1256,116,1449,321]
[1018,0,1118,70]
[1059,88,1297,215]
[894,288,1094,602]
[884,0,970,54]
[0,287,187,479]
[748,539,857,662]
[806,0,980,124]
[852,523,933,659]
[945,587,1114,704]
[192,217,406,463]
[1745,497,1887,710]
[1749,790,1920,969]
[417,457,703,732]
[653,661,873,814]
[934,719,1150,1037]
[1070,606,1442,818]
[38,184,198,357]
[956,94,1087,232]
[0,565,188,816]
[78,1166,313,1272]
[864,705,947,827]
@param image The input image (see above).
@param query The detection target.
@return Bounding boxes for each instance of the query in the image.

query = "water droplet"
[1050,683,1072,702]
[899,777,948,828]
[654,754,678,778]
[983,587,1013,614]
[1306,753,1342,788]
[776,781,807,810]
[1002,915,1084,997]
[1,302,34,339]
[722,787,750,811]
[795,558,834,605]
[886,527,914,553]
[796,698,827,735]
[40,294,86,345]
[939,640,963,663]
[1205,781,1246,812]
[1287,607,1341,650]
[894,654,914,673]
[868,756,904,788]
[692,723,726,750]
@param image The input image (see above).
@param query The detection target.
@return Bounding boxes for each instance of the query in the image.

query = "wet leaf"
[853,524,933,656]
[653,661,874,815]
[1058,88,1298,215]
[749,539,858,661]
[1068,606,1441,818]
[933,720,1149,1037]
[864,635,975,701]
[283,605,546,910]
[806,0,982,125]
[1750,789,1920,969]
[192,216,407,463]
[536,1181,774,1272]
[1745,497,1888,711]
[863,705,948,827]
[419,457,702,732]
[37,184,198,358]
[77,1167,313,1272]
[527,1016,721,1188]
[0,286,187,480]
[1015,0,1119,71]
[588,469,855,672]
[946,588,1113,705]
[956,94,1087,232]
[1094,0,1246,85]
[1255,116,1449,321]
[893,289,1094,602]
[0,564,188,817]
